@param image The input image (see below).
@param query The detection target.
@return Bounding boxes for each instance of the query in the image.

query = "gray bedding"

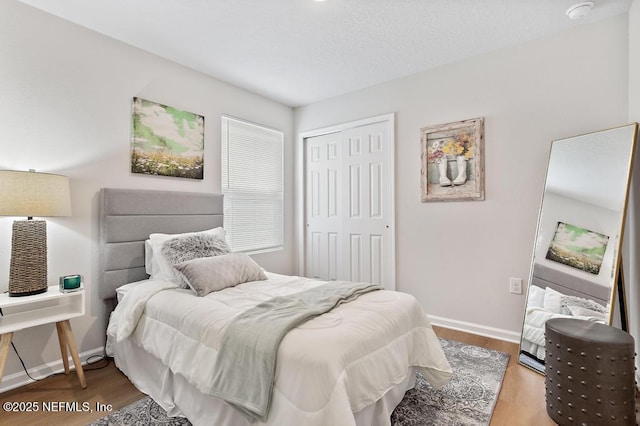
[208,280,383,422]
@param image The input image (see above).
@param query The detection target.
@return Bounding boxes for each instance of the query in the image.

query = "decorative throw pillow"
[160,231,231,287]
[144,227,229,285]
[567,305,607,321]
[174,253,267,297]
[559,294,607,316]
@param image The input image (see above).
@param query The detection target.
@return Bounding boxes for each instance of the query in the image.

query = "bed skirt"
[111,338,417,426]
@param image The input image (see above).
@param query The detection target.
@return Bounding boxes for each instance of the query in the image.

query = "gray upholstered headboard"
[531,262,611,307]
[99,188,224,300]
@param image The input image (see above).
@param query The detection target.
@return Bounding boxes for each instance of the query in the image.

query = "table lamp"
[0,170,71,296]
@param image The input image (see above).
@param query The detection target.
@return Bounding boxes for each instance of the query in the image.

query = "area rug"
[88,339,509,426]
[390,338,509,425]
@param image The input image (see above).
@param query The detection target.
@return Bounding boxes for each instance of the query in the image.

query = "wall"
[295,16,629,340]
[626,0,640,380]
[0,0,294,387]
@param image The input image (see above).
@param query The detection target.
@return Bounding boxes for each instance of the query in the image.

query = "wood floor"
[0,326,556,426]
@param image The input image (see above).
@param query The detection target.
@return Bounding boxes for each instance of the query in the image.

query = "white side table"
[0,287,86,388]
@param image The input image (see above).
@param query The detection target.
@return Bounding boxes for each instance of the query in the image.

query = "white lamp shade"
[0,170,71,217]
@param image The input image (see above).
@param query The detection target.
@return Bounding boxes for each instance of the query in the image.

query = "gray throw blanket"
[208,280,383,422]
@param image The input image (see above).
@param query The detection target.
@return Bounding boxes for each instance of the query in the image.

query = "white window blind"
[221,116,284,253]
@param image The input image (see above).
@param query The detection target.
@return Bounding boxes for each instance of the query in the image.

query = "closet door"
[304,117,394,290]
[305,132,342,281]
[340,121,392,286]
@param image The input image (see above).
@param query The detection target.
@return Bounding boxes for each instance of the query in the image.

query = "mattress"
[107,272,452,425]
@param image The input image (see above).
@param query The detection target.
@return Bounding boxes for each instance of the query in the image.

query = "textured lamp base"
[9,219,48,297]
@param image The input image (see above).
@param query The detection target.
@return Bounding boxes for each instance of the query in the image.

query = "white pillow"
[145,227,228,284]
[144,240,154,275]
[115,279,147,303]
[543,287,563,314]
[526,285,545,308]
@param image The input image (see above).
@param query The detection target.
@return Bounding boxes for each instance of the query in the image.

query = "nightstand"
[0,287,86,388]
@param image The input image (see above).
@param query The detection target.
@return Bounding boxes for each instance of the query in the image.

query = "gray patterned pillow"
[161,232,231,287]
[560,295,607,316]
[567,305,607,320]
[174,253,267,296]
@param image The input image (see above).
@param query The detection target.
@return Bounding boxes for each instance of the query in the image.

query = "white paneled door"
[304,117,395,290]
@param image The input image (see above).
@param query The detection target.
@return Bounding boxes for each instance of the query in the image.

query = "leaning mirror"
[518,123,638,374]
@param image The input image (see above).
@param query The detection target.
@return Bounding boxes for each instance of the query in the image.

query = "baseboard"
[0,346,105,393]
[428,315,521,344]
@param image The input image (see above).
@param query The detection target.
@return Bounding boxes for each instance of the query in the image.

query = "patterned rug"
[89,339,509,426]
[391,339,509,425]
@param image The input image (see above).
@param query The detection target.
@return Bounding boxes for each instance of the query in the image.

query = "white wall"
[626,0,640,380]
[295,16,629,340]
[0,0,294,385]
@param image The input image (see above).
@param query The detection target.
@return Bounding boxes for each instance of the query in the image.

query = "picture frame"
[131,97,205,180]
[420,117,484,202]
[546,222,609,275]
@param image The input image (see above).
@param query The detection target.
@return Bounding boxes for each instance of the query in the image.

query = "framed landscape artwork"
[545,222,609,275]
[131,97,205,180]
[420,117,484,202]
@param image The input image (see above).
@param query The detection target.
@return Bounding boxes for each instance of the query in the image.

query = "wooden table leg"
[0,332,14,385]
[55,322,70,375]
[56,320,86,389]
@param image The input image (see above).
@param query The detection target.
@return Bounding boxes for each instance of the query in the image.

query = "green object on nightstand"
[59,274,83,292]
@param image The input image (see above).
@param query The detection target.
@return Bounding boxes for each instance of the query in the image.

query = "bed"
[100,188,452,426]
[520,263,610,362]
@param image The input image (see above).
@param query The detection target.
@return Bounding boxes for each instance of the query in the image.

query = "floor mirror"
[518,123,638,374]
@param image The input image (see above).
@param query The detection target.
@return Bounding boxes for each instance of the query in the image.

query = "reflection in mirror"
[518,123,638,374]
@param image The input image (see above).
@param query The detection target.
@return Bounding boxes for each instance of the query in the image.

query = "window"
[221,116,284,253]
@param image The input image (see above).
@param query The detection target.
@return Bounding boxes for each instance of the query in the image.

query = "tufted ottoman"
[545,318,635,425]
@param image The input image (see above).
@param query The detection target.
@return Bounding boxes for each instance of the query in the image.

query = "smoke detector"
[566,2,594,20]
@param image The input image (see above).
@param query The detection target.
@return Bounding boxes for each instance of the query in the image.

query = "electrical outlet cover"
[509,277,523,294]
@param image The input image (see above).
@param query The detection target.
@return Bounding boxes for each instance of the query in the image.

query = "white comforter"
[107,273,452,426]
[521,286,609,361]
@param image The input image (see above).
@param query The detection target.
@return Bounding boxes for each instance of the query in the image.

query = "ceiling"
[18,0,632,107]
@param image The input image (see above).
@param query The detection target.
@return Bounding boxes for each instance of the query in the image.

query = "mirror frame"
[518,123,639,375]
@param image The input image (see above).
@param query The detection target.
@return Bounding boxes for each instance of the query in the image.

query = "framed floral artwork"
[131,97,205,180]
[420,117,484,202]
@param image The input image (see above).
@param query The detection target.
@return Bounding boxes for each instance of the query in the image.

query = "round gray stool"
[545,318,635,425]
